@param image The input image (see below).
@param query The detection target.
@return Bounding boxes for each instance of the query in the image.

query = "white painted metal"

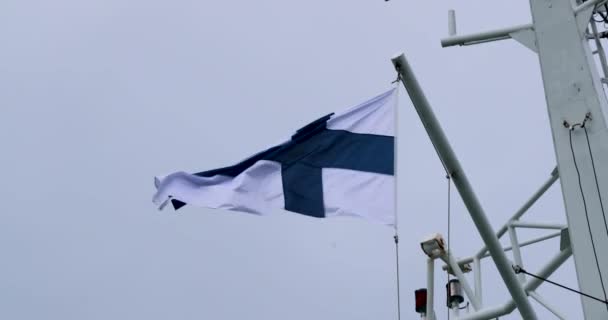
[497,231,563,255]
[391,53,538,320]
[448,10,457,36]
[476,169,559,257]
[576,6,595,35]
[445,231,563,268]
[509,221,567,230]
[596,1,608,13]
[510,28,538,53]
[440,24,533,47]
[590,21,608,81]
[451,301,460,317]
[523,247,573,295]
[473,257,482,307]
[508,226,526,283]
[439,169,558,275]
[528,291,567,320]
[445,252,481,310]
[426,258,436,320]
[529,0,608,317]
[394,82,400,231]
[457,247,572,320]
[437,0,608,316]
[574,0,605,14]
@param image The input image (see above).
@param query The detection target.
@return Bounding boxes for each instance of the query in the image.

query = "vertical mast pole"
[393,85,401,320]
[427,258,435,320]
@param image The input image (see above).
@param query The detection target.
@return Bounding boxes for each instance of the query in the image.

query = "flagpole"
[392,82,402,320]
[394,234,401,320]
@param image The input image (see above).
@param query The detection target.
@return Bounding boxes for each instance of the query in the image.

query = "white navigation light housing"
[421,233,446,259]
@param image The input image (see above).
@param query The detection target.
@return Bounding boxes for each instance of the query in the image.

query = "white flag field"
[153,88,398,226]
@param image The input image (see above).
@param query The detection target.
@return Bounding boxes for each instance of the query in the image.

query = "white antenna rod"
[448,10,457,36]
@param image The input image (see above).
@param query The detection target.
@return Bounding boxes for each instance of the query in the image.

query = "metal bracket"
[510,28,538,53]
[576,6,595,35]
[446,261,473,275]
[440,23,534,48]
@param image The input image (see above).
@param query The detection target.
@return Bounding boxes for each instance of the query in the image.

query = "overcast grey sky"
[0,0,584,319]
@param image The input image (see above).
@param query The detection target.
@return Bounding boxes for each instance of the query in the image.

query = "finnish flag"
[153,88,397,226]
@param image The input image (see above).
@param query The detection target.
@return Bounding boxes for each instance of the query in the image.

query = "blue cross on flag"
[153,88,397,226]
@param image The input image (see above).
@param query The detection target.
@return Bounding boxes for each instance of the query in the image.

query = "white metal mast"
[527,0,608,318]
[393,0,608,318]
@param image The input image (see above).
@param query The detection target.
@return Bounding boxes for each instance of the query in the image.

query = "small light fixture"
[420,233,446,259]
[414,288,427,314]
[446,279,465,308]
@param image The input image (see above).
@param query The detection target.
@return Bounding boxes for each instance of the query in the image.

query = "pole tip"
[391,53,406,70]
[391,52,405,62]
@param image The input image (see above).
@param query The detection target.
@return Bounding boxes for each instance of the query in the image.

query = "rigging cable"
[601,5,608,24]
[583,126,608,239]
[593,12,607,23]
[569,127,608,310]
[513,265,608,306]
[592,5,608,24]
[594,9,608,23]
